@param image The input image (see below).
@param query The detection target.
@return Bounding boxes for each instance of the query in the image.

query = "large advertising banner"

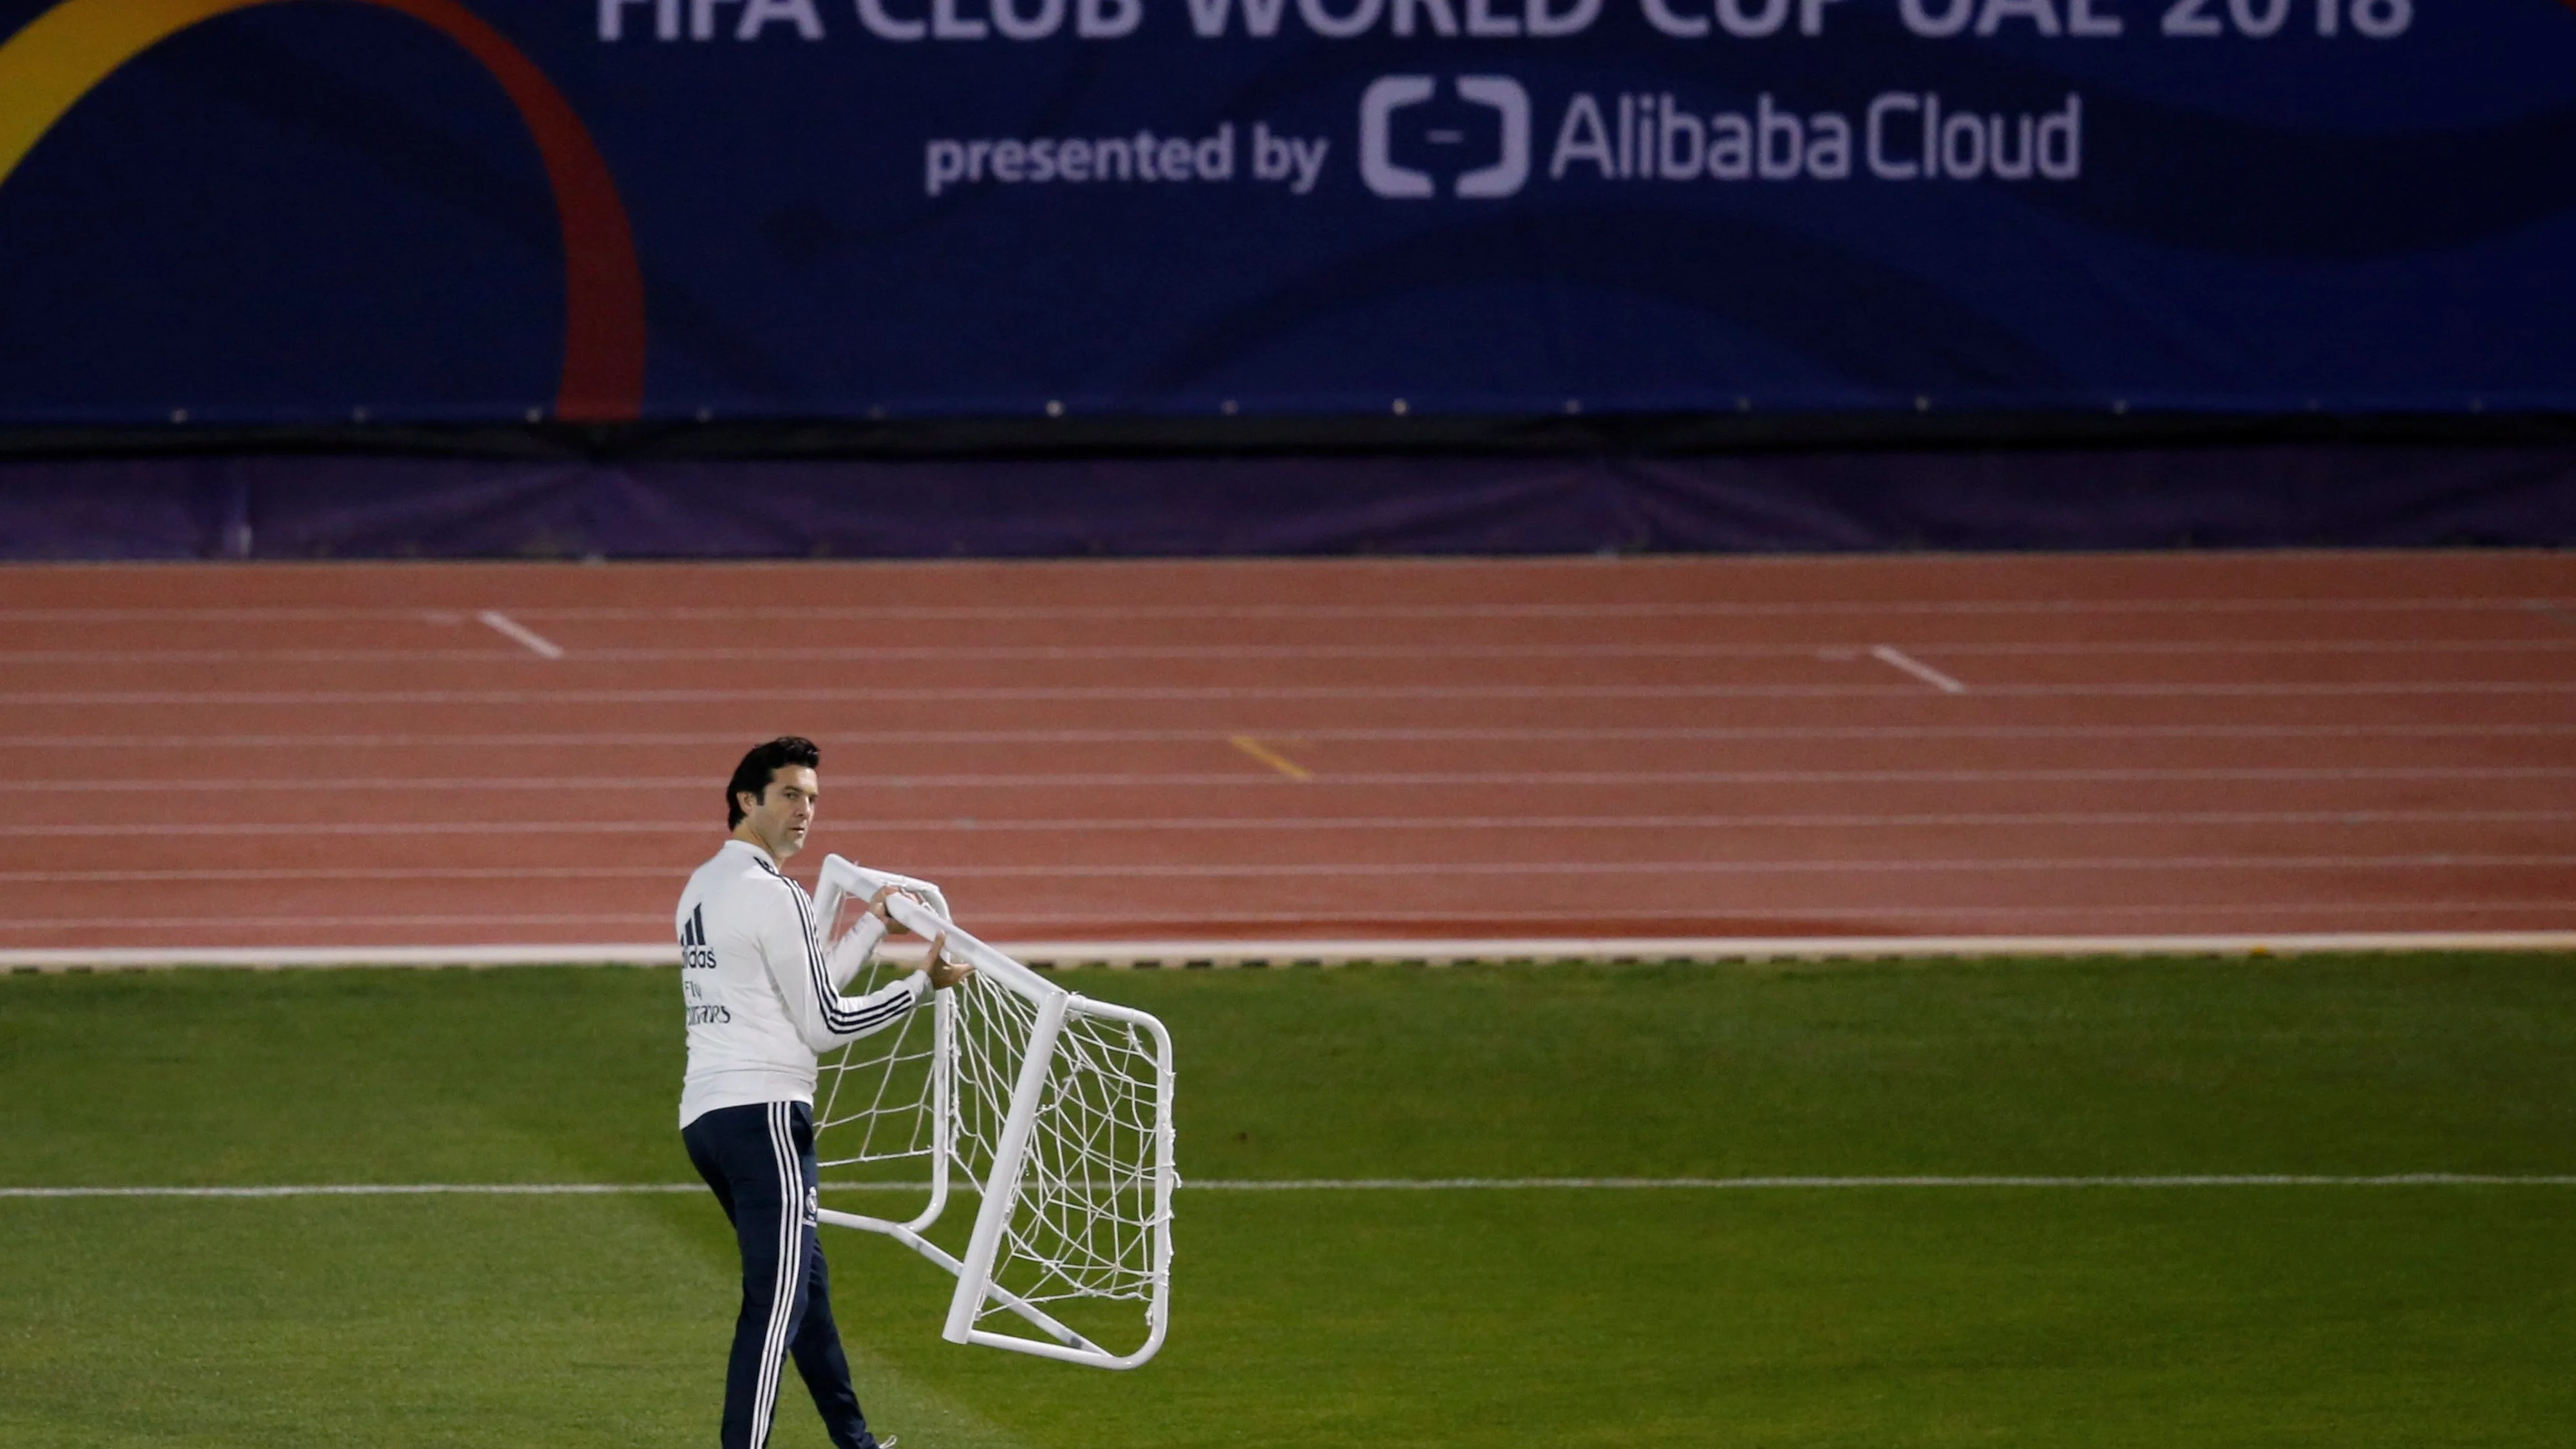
[1,0,2572,424]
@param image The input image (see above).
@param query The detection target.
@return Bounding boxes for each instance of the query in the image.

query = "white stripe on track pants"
[682,1101,884,1449]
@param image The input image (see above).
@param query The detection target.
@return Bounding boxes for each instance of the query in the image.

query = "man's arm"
[819,884,941,990]
[821,911,888,992]
[758,879,926,1054]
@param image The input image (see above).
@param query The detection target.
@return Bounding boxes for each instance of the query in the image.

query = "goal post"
[808,855,1177,1370]
[806,860,953,1255]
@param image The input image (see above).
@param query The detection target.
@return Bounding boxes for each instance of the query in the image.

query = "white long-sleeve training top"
[676,838,928,1128]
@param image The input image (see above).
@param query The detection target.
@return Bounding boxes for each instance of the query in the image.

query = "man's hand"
[921,933,973,992]
[866,884,915,931]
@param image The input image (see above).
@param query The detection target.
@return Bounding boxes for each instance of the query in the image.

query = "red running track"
[1,551,2570,951]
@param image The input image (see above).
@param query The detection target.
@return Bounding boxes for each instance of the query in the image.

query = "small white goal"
[808,855,1177,1370]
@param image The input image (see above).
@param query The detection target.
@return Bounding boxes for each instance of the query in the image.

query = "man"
[677,736,971,1449]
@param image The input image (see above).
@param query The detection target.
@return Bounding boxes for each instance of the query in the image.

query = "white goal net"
[810,855,1176,1370]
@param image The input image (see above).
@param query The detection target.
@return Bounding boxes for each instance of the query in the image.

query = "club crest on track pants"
[683,1101,884,1449]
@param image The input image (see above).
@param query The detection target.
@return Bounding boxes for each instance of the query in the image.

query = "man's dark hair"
[727,736,820,828]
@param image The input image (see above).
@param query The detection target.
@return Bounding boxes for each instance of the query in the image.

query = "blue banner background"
[1,0,2571,423]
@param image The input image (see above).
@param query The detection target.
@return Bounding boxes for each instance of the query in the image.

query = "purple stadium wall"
[1,448,2570,560]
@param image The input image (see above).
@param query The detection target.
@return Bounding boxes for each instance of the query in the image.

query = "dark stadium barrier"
[4,442,2570,558]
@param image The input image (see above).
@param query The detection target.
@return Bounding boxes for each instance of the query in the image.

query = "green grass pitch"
[4,954,2573,1448]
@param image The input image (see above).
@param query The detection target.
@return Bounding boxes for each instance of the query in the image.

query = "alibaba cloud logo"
[1359,75,1530,201]
[0,0,647,421]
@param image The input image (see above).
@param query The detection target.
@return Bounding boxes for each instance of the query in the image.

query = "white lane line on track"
[743,854,2576,876]
[8,925,2574,967]
[1,724,2572,748]
[976,904,2576,925]
[1870,645,1969,694]
[8,682,2576,706]
[5,639,2571,664]
[8,901,2571,937]
[893,905,2576,931]
[5,1175,2571,1199]
[0,821,714,837]
[5,810,2574,858]
[0,867,705,882]
[8,806,2575,840]
[858,808,2573,831]
[476,611,564,659]
[942,855,2576,877]
[0,914,654,932]
[13,767,2575,791]
[3,855,2570,888]
[0,598,2559,622]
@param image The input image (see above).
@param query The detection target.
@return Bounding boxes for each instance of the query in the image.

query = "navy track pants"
[682,1101,882,1449]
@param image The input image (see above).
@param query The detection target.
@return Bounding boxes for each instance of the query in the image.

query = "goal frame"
[810,855,1177,1370]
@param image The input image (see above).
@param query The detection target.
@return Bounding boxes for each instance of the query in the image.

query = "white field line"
[6,930,2574,971]
[1870,645,1970,694]
[4,639,2571,664]
[1164,1175,2576,1189]
[12,767,2574,792]
[5,1175,2573,1200]
[475,611,564,659]
[3,724,2567,748]
[7,683,2574,706]
[0,1183,708,1198]
[0,596,2561,623]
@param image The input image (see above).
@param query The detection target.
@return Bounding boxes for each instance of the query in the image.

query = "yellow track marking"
[1228,735,1312,780]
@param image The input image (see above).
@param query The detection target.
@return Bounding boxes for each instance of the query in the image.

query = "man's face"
[738,764,819,860]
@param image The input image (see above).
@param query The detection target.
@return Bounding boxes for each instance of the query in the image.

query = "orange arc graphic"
[0,0,645,421]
